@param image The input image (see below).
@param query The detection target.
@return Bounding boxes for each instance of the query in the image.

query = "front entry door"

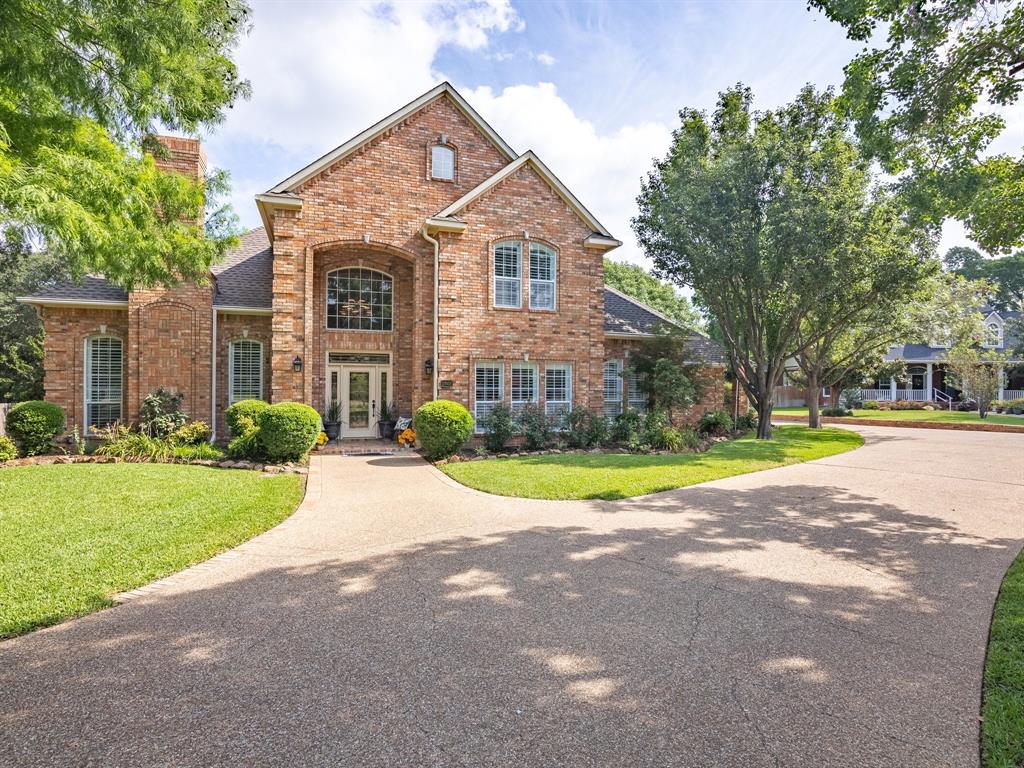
[340,366,376,439]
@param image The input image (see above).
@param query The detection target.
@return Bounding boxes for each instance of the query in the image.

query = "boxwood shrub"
[257,402,321,462]
[6,401,66,457]
[414,400,474,460]
[226,399,270,437]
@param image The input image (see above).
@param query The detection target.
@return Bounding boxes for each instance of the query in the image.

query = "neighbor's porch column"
[998,368,1005,401]
[890,376,897,400]
[926,363,933,399]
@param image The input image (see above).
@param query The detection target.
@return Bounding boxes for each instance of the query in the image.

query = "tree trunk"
[806,370,821,429]
[756,398,774,440]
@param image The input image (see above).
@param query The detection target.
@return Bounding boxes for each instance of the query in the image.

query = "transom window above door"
[326,268,393,331]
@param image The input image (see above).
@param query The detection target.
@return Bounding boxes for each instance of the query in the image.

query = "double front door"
[327,357,391,439]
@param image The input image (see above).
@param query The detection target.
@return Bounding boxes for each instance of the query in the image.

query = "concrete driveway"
[1,426,1022,767]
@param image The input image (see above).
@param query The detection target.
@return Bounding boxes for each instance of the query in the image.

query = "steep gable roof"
[266,82,517,195]
[604,287,726,365]
[434,151,617,241]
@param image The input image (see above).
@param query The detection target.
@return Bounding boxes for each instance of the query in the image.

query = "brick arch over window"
[310,238,419,264]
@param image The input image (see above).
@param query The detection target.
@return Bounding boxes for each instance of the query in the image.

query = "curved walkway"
[1,426,1022,766]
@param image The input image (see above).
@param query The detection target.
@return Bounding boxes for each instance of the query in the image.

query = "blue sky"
[203,0,990,266]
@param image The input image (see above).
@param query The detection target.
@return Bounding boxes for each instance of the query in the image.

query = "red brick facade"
[35,86,725,440]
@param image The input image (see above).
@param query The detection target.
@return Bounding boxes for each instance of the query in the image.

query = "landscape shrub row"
[226,399,321,463]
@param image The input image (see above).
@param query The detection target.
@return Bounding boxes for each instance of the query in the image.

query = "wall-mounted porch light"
[292,356,303,373]
[424,358,434,376]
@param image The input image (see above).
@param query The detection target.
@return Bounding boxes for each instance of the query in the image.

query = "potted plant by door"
[323,400,342,441]
[377,400,397,440]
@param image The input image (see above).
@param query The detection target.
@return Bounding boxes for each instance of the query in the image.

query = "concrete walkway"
[1,426,1022,766]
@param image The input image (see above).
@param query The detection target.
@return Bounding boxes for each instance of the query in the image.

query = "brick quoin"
[35,87,725,439]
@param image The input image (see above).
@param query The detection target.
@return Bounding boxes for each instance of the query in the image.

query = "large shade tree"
[812,0,1024,252]
[0,0,251,287]
[634,84,933,438]
[944,246,1024,311]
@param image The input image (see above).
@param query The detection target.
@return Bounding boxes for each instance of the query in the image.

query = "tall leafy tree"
[812,0,1024,251]
[603,259,702,329]
[0,0,251,287]
[943,246,1024,310]
[634,85,928,438]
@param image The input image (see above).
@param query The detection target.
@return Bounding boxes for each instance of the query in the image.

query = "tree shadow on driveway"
[1,482,1019,768]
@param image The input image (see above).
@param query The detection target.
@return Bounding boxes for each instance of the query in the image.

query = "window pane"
[86,337,123,431]
[494,242,522,308]
[529,243,555,310]
[627,370,648,413]
[545,363,572,420]
[431,145,454,180]
[326,268,393,331]
[230,340,263,403]
[603,360,622,418]
[511,364,538,412]
[475,362,503,429]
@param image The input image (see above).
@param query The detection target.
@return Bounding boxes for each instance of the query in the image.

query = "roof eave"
[215,305,274,316]
[254,193,303,241]
[424,216,468,234]
[16,297,128,310]
[584,235,622,250]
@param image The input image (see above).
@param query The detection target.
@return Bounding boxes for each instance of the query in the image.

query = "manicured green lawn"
[775,406,1024,428]
[0,464,303,638]
[983,545,1024,768]
[441,425,863,500]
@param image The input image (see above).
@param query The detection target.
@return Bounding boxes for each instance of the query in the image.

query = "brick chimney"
[152,135,207,181]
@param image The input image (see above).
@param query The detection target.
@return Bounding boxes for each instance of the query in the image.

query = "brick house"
[21,83,725,441]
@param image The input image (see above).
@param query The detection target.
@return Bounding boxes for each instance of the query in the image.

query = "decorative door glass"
[349,371,370,428]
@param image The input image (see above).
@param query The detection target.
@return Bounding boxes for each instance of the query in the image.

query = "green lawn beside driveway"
[441,425,863,500]
[774,407,1024,428]
[0,463,304,638]
[983,545,1024,768]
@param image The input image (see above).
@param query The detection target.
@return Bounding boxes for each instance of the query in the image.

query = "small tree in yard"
[634,84,927,438]
[947,346,1008,419]
[627,328,700,424]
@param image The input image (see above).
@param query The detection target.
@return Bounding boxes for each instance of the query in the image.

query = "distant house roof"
[603,286,726,365]
[885,307,1022,363]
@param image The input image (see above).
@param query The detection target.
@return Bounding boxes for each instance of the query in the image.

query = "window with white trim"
[529,243,556,310]
[511,363,539,413]
[984,321,1003,348]
[431,145,455,180]
[603,360,623,418]
[85,336,123,432]
[627,370,648,413]
[229,339,263,404]
[474,361,504,430]
[544,363,572,421]
[493,241,522,308]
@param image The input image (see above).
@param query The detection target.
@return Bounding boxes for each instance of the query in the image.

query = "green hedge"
[257,402,321,462]
[0,435,16,462]
[6,401,66,457]
[414,400,474,460]
[225,399,269,437]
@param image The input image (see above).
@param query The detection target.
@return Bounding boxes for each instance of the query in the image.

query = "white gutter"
[15,297,128,309]
[210,304,217,442]
[420,225,440,400]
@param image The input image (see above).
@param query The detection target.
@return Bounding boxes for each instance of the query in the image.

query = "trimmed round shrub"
[0,435,16,462]
[414,400,474,460]
[6,400,66,457]
[226,399,269,437]
[257,402,321,462]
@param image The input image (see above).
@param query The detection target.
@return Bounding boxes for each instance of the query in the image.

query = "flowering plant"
[316,431,328,447]
[397,427,416,447]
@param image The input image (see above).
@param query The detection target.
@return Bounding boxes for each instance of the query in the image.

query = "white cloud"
[465,83,669,264]
[535,52,556,66]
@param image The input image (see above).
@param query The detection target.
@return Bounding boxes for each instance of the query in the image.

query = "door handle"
[372,400,377,417]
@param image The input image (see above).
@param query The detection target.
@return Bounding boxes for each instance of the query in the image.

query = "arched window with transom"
[326,268,393,331]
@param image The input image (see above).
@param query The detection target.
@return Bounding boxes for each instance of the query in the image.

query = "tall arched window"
[326,268,393,331]
[431,144,455,180]
[85,336,123,432]
[984,321,1003,348]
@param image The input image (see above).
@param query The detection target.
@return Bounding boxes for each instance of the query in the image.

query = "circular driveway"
[2,425,1022,766]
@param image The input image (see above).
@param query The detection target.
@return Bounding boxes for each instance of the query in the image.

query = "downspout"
[421,226,440,400]
[211,305,217,442]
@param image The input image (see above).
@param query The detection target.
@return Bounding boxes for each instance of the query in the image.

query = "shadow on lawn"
[1,476,1018,767]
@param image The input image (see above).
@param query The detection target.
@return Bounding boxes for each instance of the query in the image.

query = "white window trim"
[626,369,648,412]
[474,361,505,432]
[544,362,572,420]
[528,242,557,311]
[493,240,522,309]
[511,362,539,413]
[984,321,1003,348]
[84,335,123,433]
[325,267,395,332]
[228,339,264,404]
[603,359,623,418]
[430,144,455,181]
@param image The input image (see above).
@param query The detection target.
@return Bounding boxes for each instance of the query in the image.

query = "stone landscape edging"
[0,453,307,474]
[773,413,1024,433]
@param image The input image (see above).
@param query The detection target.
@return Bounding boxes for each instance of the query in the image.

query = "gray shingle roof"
[884,308,1022,362]
[24,275,128,304]
[603,287,726,365]
[212,228,272,309]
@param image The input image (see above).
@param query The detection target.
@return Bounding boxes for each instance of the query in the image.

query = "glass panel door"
[348,370,371,429]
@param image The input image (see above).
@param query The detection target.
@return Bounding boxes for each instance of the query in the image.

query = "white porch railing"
[1003,390,1024,401]
[859,389,929,402]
